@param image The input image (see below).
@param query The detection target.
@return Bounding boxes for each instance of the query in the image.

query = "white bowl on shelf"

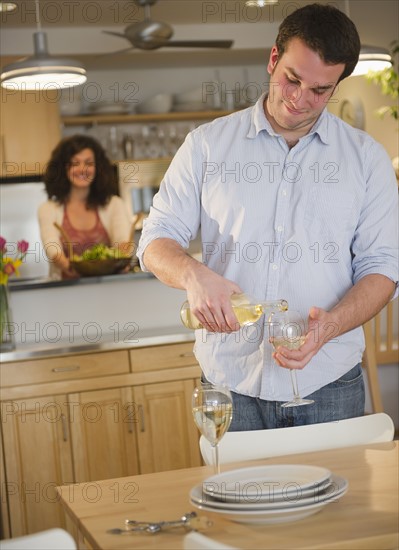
[137,94,173,114]
[89,102,131,115]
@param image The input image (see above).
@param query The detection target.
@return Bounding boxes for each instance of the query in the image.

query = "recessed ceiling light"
[0,2,17,12]
[245,0,279,6]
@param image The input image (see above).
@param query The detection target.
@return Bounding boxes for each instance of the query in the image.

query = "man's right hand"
[142,238,242,332]
[185,267,243,332]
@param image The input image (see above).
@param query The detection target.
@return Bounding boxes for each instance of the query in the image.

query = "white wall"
[0,183,48,280]
[328,76,398,163]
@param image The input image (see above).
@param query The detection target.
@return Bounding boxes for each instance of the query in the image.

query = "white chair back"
[200,413,395,466]
[0,528,76,550]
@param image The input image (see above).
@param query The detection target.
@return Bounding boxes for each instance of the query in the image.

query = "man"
[137,4,398,429]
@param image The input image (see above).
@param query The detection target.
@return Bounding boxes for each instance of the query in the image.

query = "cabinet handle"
[52,365,80,373]
[61,414,68,442]
[179,352,194,358]
[128,404,134,433]
[138,404,145,432]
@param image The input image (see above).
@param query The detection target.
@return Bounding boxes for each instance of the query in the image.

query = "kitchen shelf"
[61,110,235,126]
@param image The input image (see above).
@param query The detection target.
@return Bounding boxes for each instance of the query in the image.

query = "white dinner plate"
[190,479,348,524]
[202,464,331,503]
[190,474,348,511]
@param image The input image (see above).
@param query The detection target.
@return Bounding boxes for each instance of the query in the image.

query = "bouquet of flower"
[0,236,29,285]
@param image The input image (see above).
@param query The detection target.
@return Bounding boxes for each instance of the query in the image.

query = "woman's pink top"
[61,207,111,257]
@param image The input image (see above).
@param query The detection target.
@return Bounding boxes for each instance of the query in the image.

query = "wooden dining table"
[57,441,398,550]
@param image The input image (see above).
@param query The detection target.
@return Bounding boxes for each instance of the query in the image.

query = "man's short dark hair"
[276,3,361,82]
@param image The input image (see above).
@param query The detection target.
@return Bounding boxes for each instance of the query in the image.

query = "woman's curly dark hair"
[43,135,118,208]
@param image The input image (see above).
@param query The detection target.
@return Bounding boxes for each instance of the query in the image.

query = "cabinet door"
[0,395,73,537]
[0,88,61,177]
[68,387,139,482]
[134,379,202,474]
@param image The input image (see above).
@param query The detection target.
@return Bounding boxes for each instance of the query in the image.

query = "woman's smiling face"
[67,148,96,190]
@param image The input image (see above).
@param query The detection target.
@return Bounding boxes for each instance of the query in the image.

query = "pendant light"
[343,0,392,77]
[0,0,86,90]
[351,45,393,76]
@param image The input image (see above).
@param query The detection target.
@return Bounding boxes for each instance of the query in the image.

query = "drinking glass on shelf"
[268,310,314,408]
[192,384,233,474]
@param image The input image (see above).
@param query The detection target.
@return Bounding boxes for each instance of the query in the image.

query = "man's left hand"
[272,307,339,370]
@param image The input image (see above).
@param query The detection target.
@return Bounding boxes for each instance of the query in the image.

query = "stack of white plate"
[190,464,348,525]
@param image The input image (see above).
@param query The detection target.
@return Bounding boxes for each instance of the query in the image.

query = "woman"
[39,135,132,279]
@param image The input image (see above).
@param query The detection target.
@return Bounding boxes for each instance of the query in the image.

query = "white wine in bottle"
[180,293,288,330]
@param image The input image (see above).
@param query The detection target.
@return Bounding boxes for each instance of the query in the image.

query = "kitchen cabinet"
[0,88,61,177]
[68,387,139,483]
[0,340,201,537]
[134,380,201,473]
[1,395,73,536]
[130,343,202,473]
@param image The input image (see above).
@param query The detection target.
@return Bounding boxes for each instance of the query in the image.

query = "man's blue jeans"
[226,363,365,430]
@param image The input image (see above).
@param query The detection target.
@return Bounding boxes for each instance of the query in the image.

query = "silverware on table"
[107,511,212,535]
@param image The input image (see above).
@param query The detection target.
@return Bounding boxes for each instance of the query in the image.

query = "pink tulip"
[0,236,6,252]
[17,240,29,254]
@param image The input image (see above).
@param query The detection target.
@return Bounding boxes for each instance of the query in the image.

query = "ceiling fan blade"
[163,39,234,49]
[96,47,136,58]
[102,30,128,40]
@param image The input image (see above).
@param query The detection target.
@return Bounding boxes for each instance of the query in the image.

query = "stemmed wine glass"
[268,310,314,408]
[192,384,233,474]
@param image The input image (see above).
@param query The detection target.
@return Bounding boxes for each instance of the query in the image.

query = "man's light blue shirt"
[138,94,398,401]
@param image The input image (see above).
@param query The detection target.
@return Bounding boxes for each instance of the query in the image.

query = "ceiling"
[0,0,397,70]
[2,0,218,27]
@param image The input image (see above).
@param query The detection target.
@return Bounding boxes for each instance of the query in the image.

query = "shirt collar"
[247,92,330,145]
[247,93,271,138]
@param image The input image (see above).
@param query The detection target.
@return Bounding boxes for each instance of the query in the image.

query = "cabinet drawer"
[130,343,197,373]
[0,351,130,387]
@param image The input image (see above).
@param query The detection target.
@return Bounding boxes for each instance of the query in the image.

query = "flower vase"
[0,284,15,351]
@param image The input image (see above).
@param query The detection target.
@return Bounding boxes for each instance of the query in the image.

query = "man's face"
[266,37,345,134]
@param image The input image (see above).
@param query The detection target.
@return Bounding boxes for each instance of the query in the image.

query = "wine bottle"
[180,293,288,330]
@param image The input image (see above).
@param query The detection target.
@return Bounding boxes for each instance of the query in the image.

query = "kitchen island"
[1,274,202,539]
[7,270,187,347]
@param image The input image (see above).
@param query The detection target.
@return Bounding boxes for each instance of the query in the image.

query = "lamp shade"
[351,45,393,76]
[1,31,86,90]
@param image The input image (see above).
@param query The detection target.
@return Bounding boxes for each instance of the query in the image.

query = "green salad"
[72,244,130,262]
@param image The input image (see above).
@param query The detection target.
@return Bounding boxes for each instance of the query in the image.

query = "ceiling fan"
[102,0,234,52]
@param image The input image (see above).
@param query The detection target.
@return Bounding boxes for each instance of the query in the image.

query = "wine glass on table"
[268,310,314,408]
[192,384,233,474]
